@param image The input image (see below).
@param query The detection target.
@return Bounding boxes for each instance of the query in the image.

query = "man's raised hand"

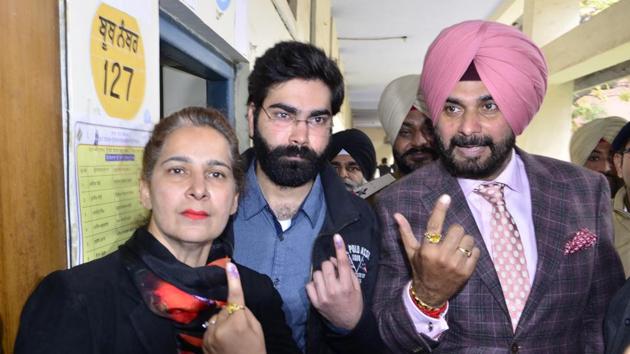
[306,234,363,330]
[396,194,480,307]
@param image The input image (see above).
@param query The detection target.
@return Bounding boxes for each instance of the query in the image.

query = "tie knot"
[474,182,506,205]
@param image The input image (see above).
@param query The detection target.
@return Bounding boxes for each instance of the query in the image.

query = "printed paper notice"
[77,144,148,262]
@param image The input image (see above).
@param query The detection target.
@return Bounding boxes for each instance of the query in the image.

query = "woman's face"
[140,125,239,251]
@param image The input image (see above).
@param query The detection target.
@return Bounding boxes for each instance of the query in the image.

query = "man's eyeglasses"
[260,106,333,133]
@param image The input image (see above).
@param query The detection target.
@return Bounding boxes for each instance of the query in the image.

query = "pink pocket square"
[564,228,597,255]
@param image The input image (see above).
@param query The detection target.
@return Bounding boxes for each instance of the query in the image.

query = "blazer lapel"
[421,163,509,317]
[515,150,567,332]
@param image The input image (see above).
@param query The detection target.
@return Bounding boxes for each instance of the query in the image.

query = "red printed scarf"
[120,228,230,354]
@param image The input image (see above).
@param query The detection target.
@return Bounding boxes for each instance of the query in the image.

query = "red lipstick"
[181,209,209,220]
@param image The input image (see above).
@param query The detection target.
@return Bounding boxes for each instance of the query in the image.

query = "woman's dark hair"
[141,107,244,193]
[247,41,344,115]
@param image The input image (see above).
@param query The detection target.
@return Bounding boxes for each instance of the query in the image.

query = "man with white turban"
[570,116,627,196]
[378,75,438,176]
[373,20,624,353]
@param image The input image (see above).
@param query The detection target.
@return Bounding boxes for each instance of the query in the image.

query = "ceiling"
[331,0,506,128]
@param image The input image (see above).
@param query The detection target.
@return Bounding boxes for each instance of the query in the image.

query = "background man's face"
[331,154,365,191]
[435,80,515,180]
[248,79,332,187]
[585,139,614,173]
[392,110,438,175]
[585,139,623,195]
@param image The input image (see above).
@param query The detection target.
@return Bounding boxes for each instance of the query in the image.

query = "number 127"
[103,60,134,101]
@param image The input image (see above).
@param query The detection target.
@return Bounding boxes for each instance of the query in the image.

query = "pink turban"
[420,20,548,135]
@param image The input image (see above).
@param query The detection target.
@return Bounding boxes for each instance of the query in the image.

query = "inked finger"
[333,234,353,284]
[226,262,245,307]
[426,194,451,237]
[394,213,419,261]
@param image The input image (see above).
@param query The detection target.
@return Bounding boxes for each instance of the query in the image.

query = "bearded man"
[373,20,624,353]
[328,128,377,192]
[569,116,627,197]
[378,74,438,177]
[228,41,382,354]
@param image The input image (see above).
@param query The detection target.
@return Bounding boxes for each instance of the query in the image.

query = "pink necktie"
[474,182,530,330]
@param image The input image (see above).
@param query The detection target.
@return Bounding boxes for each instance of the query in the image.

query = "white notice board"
[64,0,159,266]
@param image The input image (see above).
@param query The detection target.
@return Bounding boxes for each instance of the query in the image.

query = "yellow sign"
[90,3,146,119]
[77,144,148,262]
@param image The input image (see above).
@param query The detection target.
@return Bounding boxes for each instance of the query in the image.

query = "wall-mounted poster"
[64,0,159,266]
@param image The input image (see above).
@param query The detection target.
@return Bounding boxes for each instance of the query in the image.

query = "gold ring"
[424,231,442,244]
[226,302,245,315]
[457,247,472,257]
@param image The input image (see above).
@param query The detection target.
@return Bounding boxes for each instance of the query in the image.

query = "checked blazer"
[373,148,625,354]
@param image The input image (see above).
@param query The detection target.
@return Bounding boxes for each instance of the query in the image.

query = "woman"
[15,107,300,354]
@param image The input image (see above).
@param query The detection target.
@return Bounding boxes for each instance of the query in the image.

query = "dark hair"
[247,41,344,115]
[612,121,630,153]
[142,107,244,193]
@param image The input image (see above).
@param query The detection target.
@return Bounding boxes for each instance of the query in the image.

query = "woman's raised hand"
[203,262,266,354]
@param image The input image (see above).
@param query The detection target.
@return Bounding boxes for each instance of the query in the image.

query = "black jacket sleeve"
[326,207,384,354]
[15,271,94,354]
[323,306,384,354]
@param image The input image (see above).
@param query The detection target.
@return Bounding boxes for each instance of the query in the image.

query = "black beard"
[393,146,438,175]
[252,127,326,187]
[436,132,515,179]
[393,151,413,175]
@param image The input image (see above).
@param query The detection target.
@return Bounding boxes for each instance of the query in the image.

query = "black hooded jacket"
[225,149,384,354]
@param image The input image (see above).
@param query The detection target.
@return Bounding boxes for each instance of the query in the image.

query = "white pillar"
[518,0,580,160]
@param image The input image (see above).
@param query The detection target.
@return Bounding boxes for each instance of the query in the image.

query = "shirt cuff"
[402,281,449,340]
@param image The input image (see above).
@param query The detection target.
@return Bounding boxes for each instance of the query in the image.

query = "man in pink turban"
[373,20,624,353]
